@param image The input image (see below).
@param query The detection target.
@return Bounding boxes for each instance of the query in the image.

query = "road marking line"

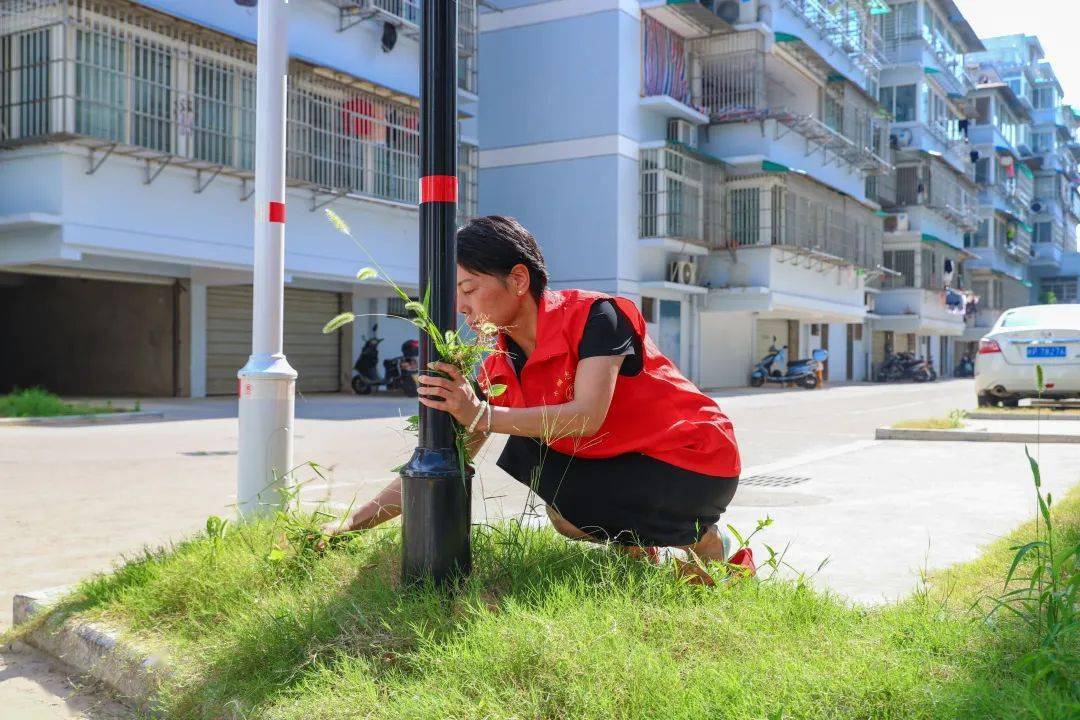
[740,440,878,478]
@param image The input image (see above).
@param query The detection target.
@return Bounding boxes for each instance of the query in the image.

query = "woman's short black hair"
[456,215,548,302]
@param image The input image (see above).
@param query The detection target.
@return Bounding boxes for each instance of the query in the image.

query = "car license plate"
[1027,346,1067,358]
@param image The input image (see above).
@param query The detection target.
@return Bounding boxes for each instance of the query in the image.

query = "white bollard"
[237,0,296,517]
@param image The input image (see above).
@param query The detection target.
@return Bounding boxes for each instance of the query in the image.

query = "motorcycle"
[352,323,419,397]
[954,354,974,378]
[876,351,935,383]
[750,341,828,390]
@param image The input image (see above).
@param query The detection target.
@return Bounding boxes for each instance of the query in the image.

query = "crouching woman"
[326,216,742,564]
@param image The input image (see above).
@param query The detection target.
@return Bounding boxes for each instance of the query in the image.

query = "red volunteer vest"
[478,289,741,478]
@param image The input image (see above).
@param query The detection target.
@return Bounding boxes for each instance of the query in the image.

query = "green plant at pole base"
[321,208,501,476]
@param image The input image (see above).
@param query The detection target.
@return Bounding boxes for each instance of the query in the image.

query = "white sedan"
[975,304,1080,407]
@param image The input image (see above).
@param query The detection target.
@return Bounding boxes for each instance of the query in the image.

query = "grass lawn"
[9,484,1079,719]
[975,407,1080,416]
[892,418,965,429]
[0,388,133,418]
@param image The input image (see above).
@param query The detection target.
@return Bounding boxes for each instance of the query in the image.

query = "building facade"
[868,0,983,379]
[958,34,1080,360]
[479,0,892,389]
[0,0,479,396]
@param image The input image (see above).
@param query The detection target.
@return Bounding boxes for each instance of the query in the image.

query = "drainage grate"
[740,474,810,488]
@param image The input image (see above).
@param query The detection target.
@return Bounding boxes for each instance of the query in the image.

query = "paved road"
[6,379,1078,717]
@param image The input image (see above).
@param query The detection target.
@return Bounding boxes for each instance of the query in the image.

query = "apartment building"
[954,34,1080,361]
[0,0,479,396]
[479,0,891,388]
[868,0,982,378]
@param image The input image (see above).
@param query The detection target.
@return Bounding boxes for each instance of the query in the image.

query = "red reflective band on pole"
[419,175,458,203]
[268,201,286,223]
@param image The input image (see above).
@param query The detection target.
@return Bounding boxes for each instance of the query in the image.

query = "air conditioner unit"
[884,213,910,232]
[713,0,741,24]
[668,259,697,286]
[667,118,697,149]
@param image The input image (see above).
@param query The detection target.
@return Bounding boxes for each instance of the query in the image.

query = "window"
[1,28,51,139]
[881,84,916,122]
[640,296,657,323]
[921,248,937,289]
[1034,222,1052,243]
[1033,86,1056,109]
[1041,277,1078,304]
[1033,131,1054,153]
[822,90,842,133]
[192,59,235,166]
[883,249,916,288]
[975,157,990,185]
[131,38,172,153]
[975,96,992,126]
[879,1,917,42]
[969,219,989,247]
[895,84,916,122]
[75,30,125,142]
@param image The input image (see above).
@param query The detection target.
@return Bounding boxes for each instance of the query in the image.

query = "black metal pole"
[400,0,471,587]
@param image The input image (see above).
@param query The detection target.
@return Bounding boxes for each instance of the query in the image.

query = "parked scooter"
[750,341,828,389]
[352,323,419,396]
[954,354,974,378]
[875,351,935,383]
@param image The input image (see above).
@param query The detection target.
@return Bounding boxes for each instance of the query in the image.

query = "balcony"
[872,288,967,335]
[1003,223,1033,263]
[690,32,891,176]
[777,0,885,81]
[639,143,722,251]
[0,0,477,221]
[890,159,978,231]
[327,0,478,93]
[1031,240,1064,268]
[640,14,710,124]
[881,33,969,96]
[722,171,883,270]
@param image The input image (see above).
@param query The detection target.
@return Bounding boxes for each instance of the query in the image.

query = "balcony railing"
[690,34,890,176]
[723,172,883,270]
[329,0,478,93]
[779,0,885,79]
[874,158,978,223]
[639,143,722,248]
[0,0,477,219]
[881,32,968,93]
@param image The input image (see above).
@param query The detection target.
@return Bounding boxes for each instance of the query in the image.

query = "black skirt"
[497,437,739,548]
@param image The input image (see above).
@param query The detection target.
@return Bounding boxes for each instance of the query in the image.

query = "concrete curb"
[12,587,167,711]
[875,427,1080,443]
[967,411,1080,421]
[0,411,165,427]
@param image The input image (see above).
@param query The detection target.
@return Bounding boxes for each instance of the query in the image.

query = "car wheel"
[1000,398,1019,408]
[977,393,993,407]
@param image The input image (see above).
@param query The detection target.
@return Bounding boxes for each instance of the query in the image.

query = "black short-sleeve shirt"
[502,298,642,377]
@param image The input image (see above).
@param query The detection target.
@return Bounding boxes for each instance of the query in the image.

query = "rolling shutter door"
[283,288,341,393]
[206,286,342,395]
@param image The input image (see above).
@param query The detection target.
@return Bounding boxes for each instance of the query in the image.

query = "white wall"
[698,312,754,389]
[0,146,420,290]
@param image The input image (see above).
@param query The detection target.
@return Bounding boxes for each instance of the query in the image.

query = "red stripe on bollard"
[419,175,458,203]
[268,201,286,223]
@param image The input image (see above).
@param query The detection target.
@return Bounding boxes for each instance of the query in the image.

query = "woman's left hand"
[415,361,481,426]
